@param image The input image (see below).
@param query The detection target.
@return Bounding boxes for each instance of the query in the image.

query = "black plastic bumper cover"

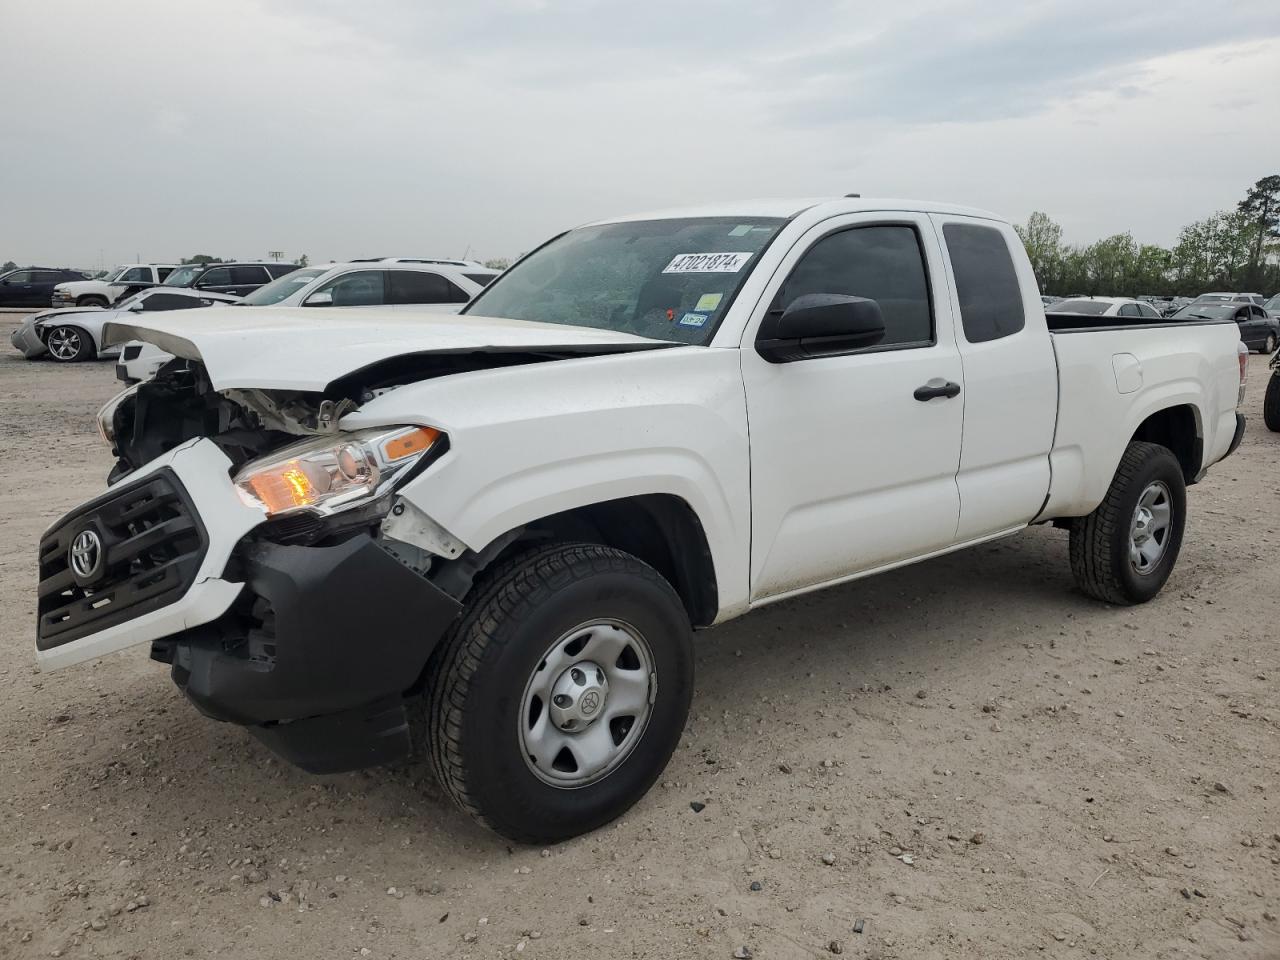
[1225,412,1246,459]
[170,533,460,773]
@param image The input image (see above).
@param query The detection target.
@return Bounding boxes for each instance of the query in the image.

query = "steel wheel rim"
[518,618,656,789]
[46,328,81,360]
[1129,480,1172,574]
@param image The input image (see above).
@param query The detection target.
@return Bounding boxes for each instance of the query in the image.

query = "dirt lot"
[0,310,1277,960]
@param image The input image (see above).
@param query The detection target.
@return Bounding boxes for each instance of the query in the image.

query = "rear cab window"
[942,223,1026,342]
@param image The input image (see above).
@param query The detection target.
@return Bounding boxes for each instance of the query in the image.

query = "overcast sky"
[2,0,1277,269]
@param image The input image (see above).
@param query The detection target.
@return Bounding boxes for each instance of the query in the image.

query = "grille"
[37,469,208,649]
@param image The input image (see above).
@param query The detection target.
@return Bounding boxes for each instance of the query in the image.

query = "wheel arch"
[1129,403,1202,484]
[41,322,98,359]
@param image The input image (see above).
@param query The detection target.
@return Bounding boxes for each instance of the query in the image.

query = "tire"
[1069,441,1186,605]
[1264,334,1278,356]
[424,542,694,843]
[43,325,94,362]
[76,295,109,308]
[1264,374,1280,432]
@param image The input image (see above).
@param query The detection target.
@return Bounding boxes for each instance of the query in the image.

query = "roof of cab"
[586,196,1006,226]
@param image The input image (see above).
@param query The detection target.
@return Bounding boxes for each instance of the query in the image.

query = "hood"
[33,306,106,324]
[102,307,675,392]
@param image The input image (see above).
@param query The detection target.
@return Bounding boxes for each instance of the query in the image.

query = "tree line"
[1016,176,1279,297]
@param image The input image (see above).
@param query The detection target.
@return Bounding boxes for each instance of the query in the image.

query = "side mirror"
[755,294,886,363]
[127,300,145,312]
[304,291,333,307]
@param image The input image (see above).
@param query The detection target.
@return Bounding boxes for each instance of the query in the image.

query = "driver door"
[740,213,964,602]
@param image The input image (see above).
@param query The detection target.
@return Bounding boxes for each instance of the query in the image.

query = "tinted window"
[1118,303,1141,317]
[197,267,233,287]
[157,267,175,281]
[1138,303,1161,319]
[388,270,469,304]
[140,293,204,311]
[266,263,301,279]
[228,266,269,285]
[5,271,34,283]
[312,270,386,306]
[773,225,932,349]
[33,271,64,283]
[464,272,497,287]
[943,223,1025,343]
[119,267,150,283]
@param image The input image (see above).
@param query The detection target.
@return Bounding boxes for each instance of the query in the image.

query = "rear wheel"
[1264,374,1280,432]
[424,542,693,843]
[1264,334,1278,356]
[76,295,109,308]
[44,326,94,362]
[1069,441,1186,605]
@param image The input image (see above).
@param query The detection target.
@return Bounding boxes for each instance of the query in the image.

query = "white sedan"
[116,259,501,383]
[1046,296,1165,320]
[9,287,240,362]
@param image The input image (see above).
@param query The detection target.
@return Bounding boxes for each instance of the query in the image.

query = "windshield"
[238,267,327,305]
[1265,296,1280,312]
[1050,299,1111,315]
[163,264,205,287]
[1192,294,1234,303]
[463,217,786,345]
[1173,304,1235,320]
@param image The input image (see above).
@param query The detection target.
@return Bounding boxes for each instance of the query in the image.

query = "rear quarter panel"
[1040,321,1240,519]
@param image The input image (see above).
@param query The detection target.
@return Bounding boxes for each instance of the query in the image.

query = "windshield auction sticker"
[663,252,754,274]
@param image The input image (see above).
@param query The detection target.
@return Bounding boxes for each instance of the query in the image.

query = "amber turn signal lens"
[382,426,439,462]
[245,463,317,514]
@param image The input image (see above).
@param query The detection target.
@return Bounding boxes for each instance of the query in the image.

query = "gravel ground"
[1,310,1278,959]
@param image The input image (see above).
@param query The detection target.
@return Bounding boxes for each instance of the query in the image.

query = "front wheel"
[44,325,94,362]
[1264,374,1280,432]
[424,542,694,843]
[1263,334,1277,355]
[1069,441,1186,605]
[76,295,109,308]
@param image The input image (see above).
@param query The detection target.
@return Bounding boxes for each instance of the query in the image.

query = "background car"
[160,261,300,297]
[117,260,503,382]
[52,263,177,307]
[1264,294,1280,314]
[1171,301,1278,353]
[1191,292,1265,306]
[9,287,239,362]
[1045,296,1164,319]
[0,267,91,307]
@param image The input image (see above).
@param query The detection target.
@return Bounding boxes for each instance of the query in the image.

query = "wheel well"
[502,495,719,627]
[1131,405,1201,483]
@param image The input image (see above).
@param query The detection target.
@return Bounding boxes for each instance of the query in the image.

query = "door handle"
[913,379,961,401]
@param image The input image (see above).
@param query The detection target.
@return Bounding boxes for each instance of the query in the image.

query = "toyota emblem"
[70,529,103,581]
[580,690,601,716]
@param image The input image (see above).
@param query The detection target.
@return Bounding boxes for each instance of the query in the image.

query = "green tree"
[1237,175,1280,289]
[1013,212,1063,292]
[483,257,511,270]
[181,254,224,264]
[296,253,310,267]
[1,260,15,272]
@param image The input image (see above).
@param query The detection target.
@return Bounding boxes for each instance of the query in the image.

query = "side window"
[388,270,469,304]
[119,267,150,283]
[5,271,33,283]
[1118,303,1141,318]
[157,267,175,281]
[942,223,1026,342]
[266,264,300,279]
[1137,303,1160,319]
[33,271,63,283]
[464,272,497,287]
[313,270,386,306]
[772,225,933,349]
[197,267,232,287]
[230,266,270,285]
[140,293,202,311]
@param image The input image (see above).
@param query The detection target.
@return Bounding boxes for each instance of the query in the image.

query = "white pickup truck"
[36,197,1246,843]
[53,264,177,308]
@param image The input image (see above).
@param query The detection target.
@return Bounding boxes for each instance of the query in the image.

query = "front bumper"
[9,320,47,358]
[36,436,463,774]
[163,533,460,772]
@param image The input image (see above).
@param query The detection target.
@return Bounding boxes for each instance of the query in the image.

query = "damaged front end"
[48,359,473,773]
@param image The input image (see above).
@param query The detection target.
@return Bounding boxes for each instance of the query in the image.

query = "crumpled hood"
[102,307,674,391]
[32,306,104,325]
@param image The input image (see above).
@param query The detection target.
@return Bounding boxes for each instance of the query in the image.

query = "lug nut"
[553,694,572,708]
[571,668,586,685]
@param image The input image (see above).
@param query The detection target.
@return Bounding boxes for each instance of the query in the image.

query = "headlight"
[233,425,442,518]
[96,383,140,446]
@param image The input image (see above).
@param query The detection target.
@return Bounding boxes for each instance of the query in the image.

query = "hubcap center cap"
[548,660,609,732]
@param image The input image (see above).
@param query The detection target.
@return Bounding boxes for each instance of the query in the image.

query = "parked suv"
[236,260,499,308]
[0,267,91,307]
[161,262,299,297]
[53,264,178,308]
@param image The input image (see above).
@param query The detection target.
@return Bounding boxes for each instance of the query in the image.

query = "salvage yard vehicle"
[1171,301,1278,353]
[35,197,1247,843]
[10,287,239,362]
[1050,296,1164,319]
[160,261,299,298]
[114,260,503,383]
[52,264,177,308]
[0,267,91,307]
[1265,352,1280,432]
